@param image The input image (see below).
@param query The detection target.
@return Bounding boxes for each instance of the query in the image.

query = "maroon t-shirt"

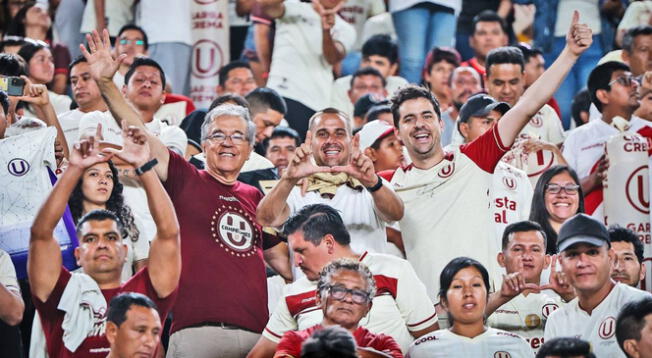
[164,150,280,334]
[32,267,176,358]
[275,324,403,358]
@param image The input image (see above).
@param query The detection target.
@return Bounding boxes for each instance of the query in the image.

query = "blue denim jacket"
[513,0,622,53]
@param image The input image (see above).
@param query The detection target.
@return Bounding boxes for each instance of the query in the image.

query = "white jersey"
[287,180,392,255]
[407,327,533,358]
[57,109,92,152]
[338,0,386,51]
[263,252,438,353]
[545,283,651,357]
[330,75,408,119]
[487,292,562,354]
[0,249,19,294]
[390,125,508,302]
[491,162,533,245]
[519,104,565,145]
[267,1,356,111]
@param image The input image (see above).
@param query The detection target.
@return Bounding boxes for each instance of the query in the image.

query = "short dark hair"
[587,61,631,112]
[75,209,124,237]
[617,296,652,358]
[571,88,591,128]
[301,326,357,358]
[218,61,251,87]
[424,47,461,75]
[472,10,508,35]
[609,225,644,263]
[365,104,392,123]
[515,44,543,63]
[208,93,250,111]
[622,26,652,54]
[535,337,595,358]
[68,55,88,76]
[107,292,158,327]
[0,53,26,77]
[262,126,301,153]
[439,257,490,303]
[245,87,287,116]
[501,221,547,251]
[124,57,166,89]
[116,24,149,51]
[0,91,9,115]
[350,67,387,88]
[390,85,441,128]
[283,204,351,246]
[0,37,26,53]
[361,34,398,65]
[486,46,525,77]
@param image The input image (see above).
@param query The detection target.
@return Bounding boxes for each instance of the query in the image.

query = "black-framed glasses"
[119,39,145,46]
[206,132,247,144]
[545,183,580,195]
[327,285,371,304]
[608,74,639,88]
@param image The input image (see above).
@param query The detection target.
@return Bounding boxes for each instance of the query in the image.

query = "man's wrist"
[365,175,383,193]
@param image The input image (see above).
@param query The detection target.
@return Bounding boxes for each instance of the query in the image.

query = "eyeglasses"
[327,285,371,304]
[608,75,639,88]
[206,132,248,144]
[119,39,145,46]
[545,183,580,195]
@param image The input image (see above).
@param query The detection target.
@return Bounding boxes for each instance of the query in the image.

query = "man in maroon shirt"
[274,258,403,358]
[105,293,162,358]
[81,29,293,357]
[28,125,181,358]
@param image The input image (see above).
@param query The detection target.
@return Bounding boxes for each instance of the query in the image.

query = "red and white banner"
[190,0,229,108]
[603,132,651,290]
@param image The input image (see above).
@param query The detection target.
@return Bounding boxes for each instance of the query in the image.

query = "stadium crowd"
[4,0,652,357]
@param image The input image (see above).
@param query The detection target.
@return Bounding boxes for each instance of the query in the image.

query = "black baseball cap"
[557,214,611,253]
[353,93,389,118]
[458,93,510,124]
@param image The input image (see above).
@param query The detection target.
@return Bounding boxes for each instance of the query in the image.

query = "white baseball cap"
[358,120,395,150]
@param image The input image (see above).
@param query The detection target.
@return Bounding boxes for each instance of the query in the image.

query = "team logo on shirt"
[625,166,650,214]
[494,352,511,358]
[502,176,517,190]
[529,115,543,128]
[525,314,541,328]
[541,303,559,318]
[211,205,257,257]
[598,316,616,339]
[7,158,30,177]
[437,163,455,178]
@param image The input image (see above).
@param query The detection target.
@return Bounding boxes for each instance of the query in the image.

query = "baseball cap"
[557,213,610,253]
[458,93,510,125]
[353,93,388,118]
[358,120,394,150]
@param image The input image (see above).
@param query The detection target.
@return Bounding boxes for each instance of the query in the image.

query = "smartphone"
[0,76,25,96]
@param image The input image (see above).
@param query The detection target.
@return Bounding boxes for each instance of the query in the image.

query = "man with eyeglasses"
[562,61,641,218]
[274,258,403,358]
[112,25,149,90]
[248,204,436,357]
[544,214,651,357]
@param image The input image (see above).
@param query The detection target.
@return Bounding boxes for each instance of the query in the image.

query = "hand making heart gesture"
[331,134,379,188]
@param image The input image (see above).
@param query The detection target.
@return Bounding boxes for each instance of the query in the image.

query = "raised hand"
[80,29,126,82]
[282,130,331,182]
[312,0,342,30]
[69,124,111,169]
[498,257,540,300]
[102,121,151,168]
[539,255,576,302]
[566,11,593,57]
[331,134,378,188]
[15,76,49,106]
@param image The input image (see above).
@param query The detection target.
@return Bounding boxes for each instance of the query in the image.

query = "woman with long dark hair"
[68,160,148,281]
[529,165,585,254]
[407,257,533,357]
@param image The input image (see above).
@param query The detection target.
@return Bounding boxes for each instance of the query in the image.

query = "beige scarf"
[303,172,363,196]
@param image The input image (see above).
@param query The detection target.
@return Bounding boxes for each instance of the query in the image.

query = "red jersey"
[33,267,175,358]
[460,57,485,77]
[164,151,281,334]
[275,324,403,358]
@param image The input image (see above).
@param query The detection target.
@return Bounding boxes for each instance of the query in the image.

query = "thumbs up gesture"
[566,11,593,57]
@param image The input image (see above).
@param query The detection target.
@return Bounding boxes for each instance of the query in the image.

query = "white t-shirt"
[491,162,533,246]
[80,0,135,36]
[263,251,438,353]
[338,0,386,51]
[0,249,19,295]
[23,91,72,119]
[136,0,192,45]
[57,109,90,152]
[391,125,508,302]
[267,1,356,111]
[331,75,408,119]
[487,292,562,354]
[407,327,533,357]
[545,283,651,358]
[519,104,565,145]
[286,180,392,255]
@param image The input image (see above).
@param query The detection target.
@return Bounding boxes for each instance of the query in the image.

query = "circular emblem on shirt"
[598,316,616,339]
[541,303,559,319]
[502,176,517,190]
[494,352,511,358]
[7,158,30,177]
[437,163,455,178]
[529,115,543,128]
[625,166,650,214]
[211,205,258,257]
[524,314,541,329]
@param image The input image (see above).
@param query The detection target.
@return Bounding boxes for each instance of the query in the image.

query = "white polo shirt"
[544,283,651,358]
[263,251,438,353]
[407,327,533,357]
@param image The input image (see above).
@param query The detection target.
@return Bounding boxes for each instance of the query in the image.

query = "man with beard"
[442,66,482,146]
